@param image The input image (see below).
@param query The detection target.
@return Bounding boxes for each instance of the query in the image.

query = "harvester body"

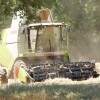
[0,9,99,83]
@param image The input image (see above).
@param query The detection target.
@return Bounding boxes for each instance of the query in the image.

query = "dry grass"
[0,77,100,100]
[29,76,100,86]
[0,84,100,100]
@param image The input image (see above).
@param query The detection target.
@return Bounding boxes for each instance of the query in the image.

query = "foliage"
[52,0,100,61]
[0,0,100,30]
[0,0,58,23]
[0,0,99,31]
[0,0,58,31]
[53,0,96,31]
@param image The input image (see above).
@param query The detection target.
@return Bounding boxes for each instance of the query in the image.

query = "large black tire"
[13,60,27,83]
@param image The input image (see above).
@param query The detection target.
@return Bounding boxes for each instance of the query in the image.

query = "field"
[0,77,100,100]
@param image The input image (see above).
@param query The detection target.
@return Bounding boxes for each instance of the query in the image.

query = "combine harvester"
[0,9,99,84]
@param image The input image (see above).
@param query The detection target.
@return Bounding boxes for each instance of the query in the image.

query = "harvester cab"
[0,9,99,84]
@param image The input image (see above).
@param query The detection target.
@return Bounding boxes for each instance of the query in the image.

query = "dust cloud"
[69,31,100,62]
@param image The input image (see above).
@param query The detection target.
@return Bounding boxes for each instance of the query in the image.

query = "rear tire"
[0,69,8,84]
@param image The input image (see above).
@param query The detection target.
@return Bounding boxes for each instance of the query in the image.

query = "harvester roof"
[28,23,67,28]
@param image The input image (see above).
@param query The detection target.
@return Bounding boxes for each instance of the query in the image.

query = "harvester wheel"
[0,69,8,84]
[13,60,27,83]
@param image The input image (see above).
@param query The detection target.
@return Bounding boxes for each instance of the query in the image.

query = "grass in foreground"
[0,83,100,100]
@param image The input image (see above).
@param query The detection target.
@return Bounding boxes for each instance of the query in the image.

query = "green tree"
[0,0,58,30]
[52,0,100,61]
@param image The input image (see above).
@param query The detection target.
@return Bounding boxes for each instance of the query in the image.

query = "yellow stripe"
[18,68,27,83]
